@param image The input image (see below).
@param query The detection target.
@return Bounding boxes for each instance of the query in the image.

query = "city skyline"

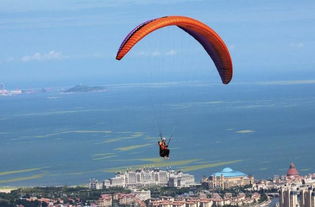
[1,1,315,199]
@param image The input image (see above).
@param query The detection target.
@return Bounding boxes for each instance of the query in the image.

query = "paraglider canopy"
[116,16,233,84]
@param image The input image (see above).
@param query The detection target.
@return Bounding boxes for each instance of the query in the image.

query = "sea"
[0,81,315,186]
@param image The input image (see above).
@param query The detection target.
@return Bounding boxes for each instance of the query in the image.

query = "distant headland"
[63,85,106,93]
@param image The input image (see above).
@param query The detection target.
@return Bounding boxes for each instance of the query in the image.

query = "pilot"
[158,137,170,159]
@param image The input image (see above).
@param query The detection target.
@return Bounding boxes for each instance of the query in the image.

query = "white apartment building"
[89,168,195,189]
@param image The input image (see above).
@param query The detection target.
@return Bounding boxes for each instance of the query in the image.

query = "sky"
[0,0,315,88]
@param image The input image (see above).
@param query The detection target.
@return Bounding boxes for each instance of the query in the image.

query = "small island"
[63,85,106,93]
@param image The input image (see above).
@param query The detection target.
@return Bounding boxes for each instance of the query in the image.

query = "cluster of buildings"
[21,162,314,207]
[94,189,262,207]
[18,191,262,207]
[90,167,254,190]
[0,83,48,96]
[0,84,23,96]
[276,163,315,207]
[89,168,195,189]
[250,162,315,207]
[253,163,315,191]
[148,192,261,207]
[97,191,149,207]
[20,197,79,207]
[87,167,259,206]
[95,191,262,207]
[18,190,150,207]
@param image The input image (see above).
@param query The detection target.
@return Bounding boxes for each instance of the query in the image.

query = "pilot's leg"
[159,149,164,157]
[165,149,170,158]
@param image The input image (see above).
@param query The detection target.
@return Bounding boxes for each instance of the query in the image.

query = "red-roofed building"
[98,194,112,207]
[287,162,300,178]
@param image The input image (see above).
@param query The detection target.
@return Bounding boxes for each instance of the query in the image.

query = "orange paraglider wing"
[116,16,233,84]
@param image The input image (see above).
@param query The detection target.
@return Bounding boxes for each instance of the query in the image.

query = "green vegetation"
[0,174,45,184]
[35,130,112,138]
[213,184,253,197]
[258,193,268,203]
[0,168,42,176]
[115,143,152,151]
[104,132,144,143]
[149,186,191,198]
[181,160,242,172]
[92,155,117,160]
[147,185,209,198]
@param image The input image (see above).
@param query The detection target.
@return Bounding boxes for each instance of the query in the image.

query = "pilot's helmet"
[162,137,166,141]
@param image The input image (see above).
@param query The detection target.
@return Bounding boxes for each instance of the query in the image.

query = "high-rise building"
[89,178,104,189]
[279,186,315,207]
[168,170,195,187]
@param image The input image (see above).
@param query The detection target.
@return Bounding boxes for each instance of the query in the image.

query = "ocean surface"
[0,81,315,186]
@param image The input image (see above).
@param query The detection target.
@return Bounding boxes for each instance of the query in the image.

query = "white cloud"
[135,51,151,57]
[5,57,15,63]
[21,51,65,62]
[165,49,177,56]
[257,80,315,85]
[151,51,161,57]
[0,52,112,64]
[235,130,255,134]
[289,42,304,48]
